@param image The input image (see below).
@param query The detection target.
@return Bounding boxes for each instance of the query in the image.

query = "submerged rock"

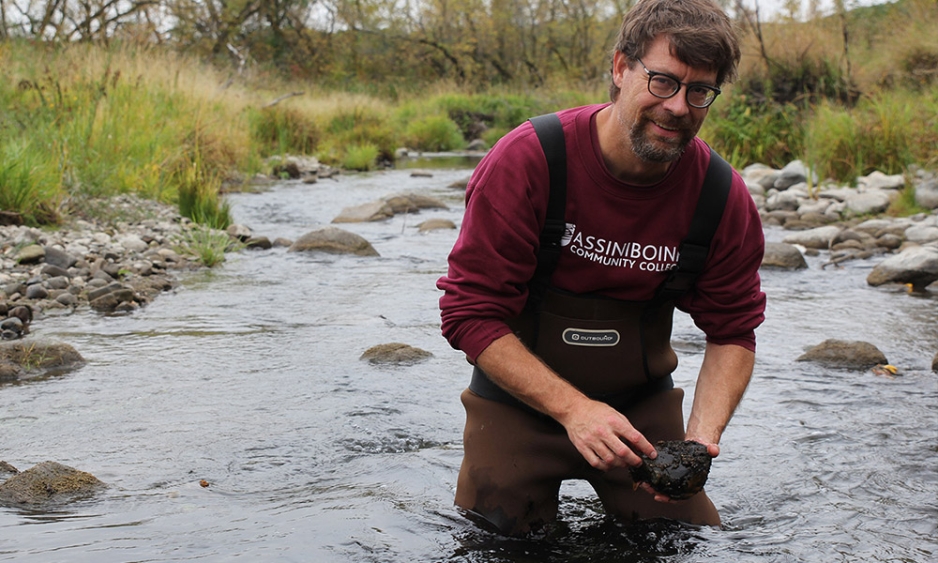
[288,227,380,256]
[0,340,85,380]
[796,339,888,369]
[629,440,712,500]
[360,342,433,365]
[0,461,104,505]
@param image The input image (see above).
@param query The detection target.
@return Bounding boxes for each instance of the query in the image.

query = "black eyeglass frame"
[637,58,722,109]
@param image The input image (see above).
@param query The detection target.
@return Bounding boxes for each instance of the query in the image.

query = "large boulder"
[796,339,888,369]
[288,227,379,256]
[761,242,808,270]
[866,246,938,292]
[0,340,85,378]
[0,461,105,505]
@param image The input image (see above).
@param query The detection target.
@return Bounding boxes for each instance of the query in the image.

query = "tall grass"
[1,2,935,230]
[804,90,937,182]
[0,140,62,224]
[0,41,248,226]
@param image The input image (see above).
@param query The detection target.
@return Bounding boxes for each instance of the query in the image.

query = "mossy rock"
[0,461,105,505]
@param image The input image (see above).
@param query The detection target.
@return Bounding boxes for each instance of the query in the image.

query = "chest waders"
[468,113,732,414]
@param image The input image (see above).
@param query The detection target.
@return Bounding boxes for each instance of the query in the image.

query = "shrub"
[405,115,464,151]
[249,105,321,156]
[701,93,805,170]
[341,143,380,171]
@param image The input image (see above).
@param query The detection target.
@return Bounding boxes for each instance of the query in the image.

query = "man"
[437,0,765,536]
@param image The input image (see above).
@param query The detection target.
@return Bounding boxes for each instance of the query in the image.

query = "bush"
[249,105,321,156]
[341,143,380,171]
[804,91,933,182]
[405,115,464,151]
[701,93,805,170]
[325,107,395,162]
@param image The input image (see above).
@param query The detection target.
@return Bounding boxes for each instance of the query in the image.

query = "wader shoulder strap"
[653,149,733,303]
[526,113,568,312]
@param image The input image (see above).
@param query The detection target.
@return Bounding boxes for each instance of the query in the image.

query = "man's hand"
[475,334,658,470]
[557,397,657,470]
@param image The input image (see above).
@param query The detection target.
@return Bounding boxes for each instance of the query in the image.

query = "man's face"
[612,35,718,163]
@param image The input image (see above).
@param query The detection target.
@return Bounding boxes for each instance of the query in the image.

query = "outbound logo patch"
[562,328,620,347]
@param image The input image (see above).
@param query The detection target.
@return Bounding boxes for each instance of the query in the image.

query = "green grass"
[175,226,242,268]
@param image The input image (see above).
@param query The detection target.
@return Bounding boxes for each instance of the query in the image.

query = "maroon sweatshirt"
[438,104,766,363]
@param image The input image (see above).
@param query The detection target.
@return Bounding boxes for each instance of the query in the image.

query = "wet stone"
[629,440,712,500]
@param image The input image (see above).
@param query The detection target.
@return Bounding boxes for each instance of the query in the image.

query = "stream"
[1,163,936,562]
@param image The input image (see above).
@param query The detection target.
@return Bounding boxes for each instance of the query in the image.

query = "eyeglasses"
[637,58,721,109]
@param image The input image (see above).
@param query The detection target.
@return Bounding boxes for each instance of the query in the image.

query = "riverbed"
[1,166,936,562]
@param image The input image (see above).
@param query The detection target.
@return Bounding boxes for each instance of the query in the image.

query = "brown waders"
[455,289,721,535]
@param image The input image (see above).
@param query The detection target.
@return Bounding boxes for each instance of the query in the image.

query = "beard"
[628,112,698,163]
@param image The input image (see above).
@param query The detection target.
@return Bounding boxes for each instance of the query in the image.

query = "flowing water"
[1,164,936,562]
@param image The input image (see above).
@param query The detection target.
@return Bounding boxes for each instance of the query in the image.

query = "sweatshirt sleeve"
[678,170,766,351]
[436,126,549,362]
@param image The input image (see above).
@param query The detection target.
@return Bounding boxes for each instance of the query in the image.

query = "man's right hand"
[556,396,657,471]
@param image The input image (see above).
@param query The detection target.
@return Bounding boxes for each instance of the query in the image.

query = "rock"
[43,246,78,269]
[227,224,253,241]
[360,342,433,365]
[272,161,301,179]
[782,225,841,249]
[332,201,395,223]
[857,171,905,191]
[933,351,938,373]
[467,139,488,151]
[0,211,23,226]
[288,227,380,256]
[0,360,24,381]
[383,193,448,214]
[761,242,808,269]
[14,244,45,264]
[796,339,888,369]
[115,234,149,253]
[244,236,272,250]
[866,246,938,291]
[0,461,18,478]
[843,190,893,216]
[914,178,938,209]
[417,219,457,232]
[904,224,938,244]
[774,160,812,190]
[629,440,711,500]
[448,177,470,190]
[90,288,137,312]
[765,188,803,212]
[0,461,104,505]
[0,341,85,375]
[24,284,49,300]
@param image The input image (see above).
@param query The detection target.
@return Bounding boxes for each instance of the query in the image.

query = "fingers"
[638,482,678,504]
[567,402,653,470]
[686,436,720,458]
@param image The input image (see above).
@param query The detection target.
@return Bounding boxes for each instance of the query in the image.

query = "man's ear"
[611,51,630,90]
